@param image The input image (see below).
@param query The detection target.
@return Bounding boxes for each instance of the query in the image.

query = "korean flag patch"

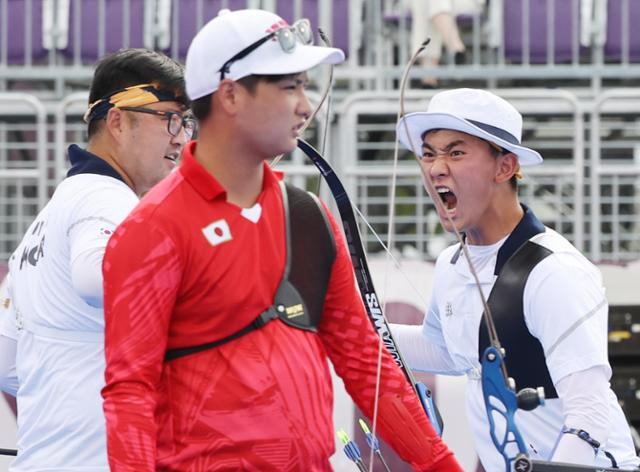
[202,219,232,246]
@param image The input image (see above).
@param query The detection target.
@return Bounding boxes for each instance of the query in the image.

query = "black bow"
[297,138,444,437]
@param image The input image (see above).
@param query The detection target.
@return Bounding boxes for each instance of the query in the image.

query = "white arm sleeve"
[551,365,611,465]
[525,253,610,385]
[0,335,18,396]
[70,244,109,308]
[67,181,138,308]
[524,252,612,465]
[389,322,462,374]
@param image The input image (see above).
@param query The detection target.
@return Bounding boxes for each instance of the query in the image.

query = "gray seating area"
[0,0,639,265]
[63,0,147,63]
[1,0,639,89]
[503,0,583,64]
[1,0,46,64]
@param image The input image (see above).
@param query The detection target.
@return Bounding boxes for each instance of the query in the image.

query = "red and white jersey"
[102,141,461,471]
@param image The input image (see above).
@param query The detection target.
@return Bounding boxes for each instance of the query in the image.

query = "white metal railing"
[1,0,640,95]
[332,89,586,258]
[0,93,47,260]
[3,88,640,263]
[589,88,640,262]
[54,91,87,182]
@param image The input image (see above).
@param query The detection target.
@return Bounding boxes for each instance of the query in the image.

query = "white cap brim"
[249,44,344,75]
[185,9,346,100]
[397,112,543,166]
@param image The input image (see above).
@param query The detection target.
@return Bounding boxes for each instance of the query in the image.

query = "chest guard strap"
[478,240,558,398]
[165,182,336,362]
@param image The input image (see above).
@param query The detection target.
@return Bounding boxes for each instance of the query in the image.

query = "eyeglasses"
[219,19,313,80]
[119,106,197,139]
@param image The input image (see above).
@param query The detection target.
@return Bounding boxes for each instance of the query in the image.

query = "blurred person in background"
[410,0,485,87]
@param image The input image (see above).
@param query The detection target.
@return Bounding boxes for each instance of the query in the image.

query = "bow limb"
[297,139,444,442]
[396,41,535,472]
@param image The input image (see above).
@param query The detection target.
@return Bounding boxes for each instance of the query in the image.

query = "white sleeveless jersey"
[3,172,138,471]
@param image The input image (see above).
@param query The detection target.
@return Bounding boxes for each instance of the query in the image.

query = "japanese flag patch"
[202,219,232,246]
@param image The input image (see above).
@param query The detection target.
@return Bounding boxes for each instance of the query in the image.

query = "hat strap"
[467,119,520,146]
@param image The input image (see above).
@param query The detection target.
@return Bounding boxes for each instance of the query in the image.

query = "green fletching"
[337,429,350,445]
[358,418,371,435]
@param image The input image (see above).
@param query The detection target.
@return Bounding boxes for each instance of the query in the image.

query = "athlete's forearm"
[320,290,461,469]
[103,382,158,471]
[389,322,463,375]
[551,365,611,465]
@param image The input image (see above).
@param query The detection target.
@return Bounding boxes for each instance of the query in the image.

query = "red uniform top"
[102,141,461,471]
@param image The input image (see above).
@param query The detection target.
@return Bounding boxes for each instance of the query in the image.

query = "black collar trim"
[66,144,126,184]
[495,205,545,275]
[448,204,545,274]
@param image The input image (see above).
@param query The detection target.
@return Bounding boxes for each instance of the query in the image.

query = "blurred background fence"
[1,0,640,263]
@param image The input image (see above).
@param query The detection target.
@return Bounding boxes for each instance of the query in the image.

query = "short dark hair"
[190,73,297,122]
[88,48,187,138]
[190,93,213,123]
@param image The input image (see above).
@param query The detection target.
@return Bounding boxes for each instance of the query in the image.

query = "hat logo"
[265,19,289,34]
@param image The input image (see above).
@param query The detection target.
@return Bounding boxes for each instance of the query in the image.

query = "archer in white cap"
[100,9,462,471]
[391,88,640,470]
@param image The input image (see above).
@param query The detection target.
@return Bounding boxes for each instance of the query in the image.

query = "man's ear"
[105,108,125,141]
[215,79,243,114]
[495,152,519,184]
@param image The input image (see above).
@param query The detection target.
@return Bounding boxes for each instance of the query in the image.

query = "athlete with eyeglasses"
[100,8,462,472]
[0,48,189,471]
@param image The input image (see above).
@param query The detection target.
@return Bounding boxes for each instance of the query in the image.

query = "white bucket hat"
[397,88,543,166]
[185,9,345,100]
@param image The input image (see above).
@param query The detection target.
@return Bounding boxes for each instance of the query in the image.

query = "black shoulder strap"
[279,182,336,330]
[478,240,558,398]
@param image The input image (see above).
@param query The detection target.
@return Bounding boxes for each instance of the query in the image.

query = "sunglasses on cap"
[219,19,313,81]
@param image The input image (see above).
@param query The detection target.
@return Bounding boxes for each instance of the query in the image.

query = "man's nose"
[171,126,190,147]
[298,91,312,119]
[428,154,450,177]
